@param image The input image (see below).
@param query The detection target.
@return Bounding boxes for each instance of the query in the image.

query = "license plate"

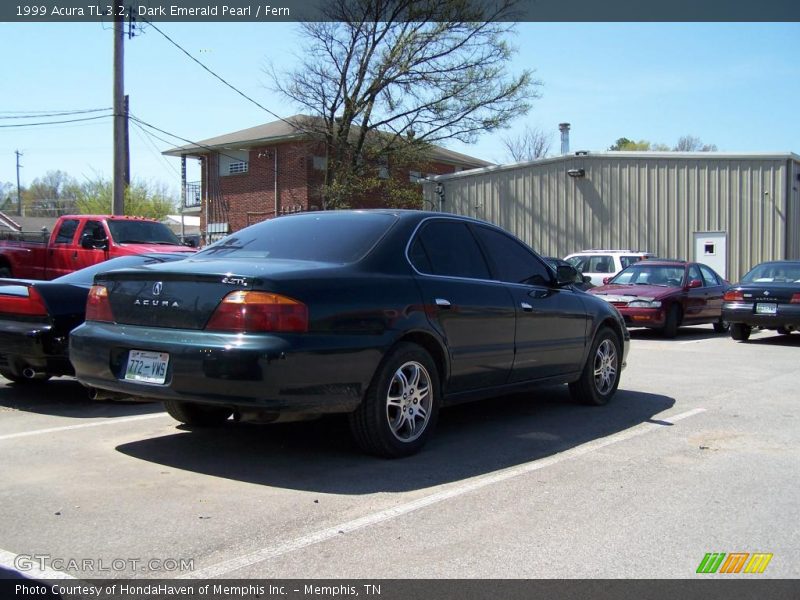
[755,303,778,315]
[124,350,169,384]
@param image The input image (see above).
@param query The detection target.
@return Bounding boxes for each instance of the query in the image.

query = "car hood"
[589,283,675,302]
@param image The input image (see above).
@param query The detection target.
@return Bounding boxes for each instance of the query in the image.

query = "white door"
[694,232,727,279]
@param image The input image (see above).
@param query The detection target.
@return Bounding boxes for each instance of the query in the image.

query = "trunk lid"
[96,257,337,329]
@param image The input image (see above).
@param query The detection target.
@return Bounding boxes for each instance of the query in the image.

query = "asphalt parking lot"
[0,325,798,580]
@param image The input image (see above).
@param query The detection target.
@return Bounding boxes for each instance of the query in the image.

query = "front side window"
[473,226,551,285]
[687,265,703,285]
[409,221,490,280]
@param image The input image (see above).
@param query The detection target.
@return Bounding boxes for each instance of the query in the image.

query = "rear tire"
[569,327,622,406]
[349,342,440,458]
[662,305,681,338]
[164,399,232,426]
[713,318,730,333]
[730,323,751,341]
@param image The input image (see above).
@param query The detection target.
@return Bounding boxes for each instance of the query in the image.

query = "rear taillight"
[205,291,308,333]
[791,294,800,304]
[723,290,744,302]
[86,285,114,322]
[0,286,48,316]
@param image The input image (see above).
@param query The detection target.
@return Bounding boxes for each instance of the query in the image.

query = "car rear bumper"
[722,302,800,329]
[70,322,390,415]
[0,319,74,375]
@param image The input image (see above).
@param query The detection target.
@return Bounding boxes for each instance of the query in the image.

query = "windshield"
[741,262,800,283]
[107,220,182,245]
[611,264,685,287]
[197,212,397,263]
[54,254,187,285]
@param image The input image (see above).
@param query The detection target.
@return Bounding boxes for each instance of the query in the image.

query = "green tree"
[270,0,536,208]
[22,170,79,216]
[674,135,717,152]
[75,177,176,219]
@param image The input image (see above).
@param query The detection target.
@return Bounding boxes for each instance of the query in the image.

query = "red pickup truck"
[0,215,197,279]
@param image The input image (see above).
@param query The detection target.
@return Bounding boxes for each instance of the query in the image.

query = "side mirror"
[582,275,592,284]
[602,276,611,285]
[688,279,703,289]
[80,233,108,250]
[556,264,579,286]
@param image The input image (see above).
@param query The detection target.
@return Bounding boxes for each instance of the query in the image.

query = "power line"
[0,114,113,128]
[0,108,113,119]
[140,18,294,128]
[128,114,251,163]
[129,119,181,176]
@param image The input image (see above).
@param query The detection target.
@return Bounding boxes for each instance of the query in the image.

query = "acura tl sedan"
[70,211,629,457]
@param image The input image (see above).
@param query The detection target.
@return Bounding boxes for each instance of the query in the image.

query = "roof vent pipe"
[558,123,571,155]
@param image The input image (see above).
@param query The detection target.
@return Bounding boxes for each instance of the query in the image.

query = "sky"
[1,21,799,199]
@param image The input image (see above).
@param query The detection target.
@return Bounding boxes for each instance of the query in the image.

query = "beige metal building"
[423,151,800,281]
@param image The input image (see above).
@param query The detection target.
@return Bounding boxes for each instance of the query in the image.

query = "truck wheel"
[730,323,751,341]
[777,327,792,335]
[164,399,232,426]
[569,327,622,406]
[349,342,440,458]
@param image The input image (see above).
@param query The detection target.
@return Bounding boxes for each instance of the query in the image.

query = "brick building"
[164,115,491,242]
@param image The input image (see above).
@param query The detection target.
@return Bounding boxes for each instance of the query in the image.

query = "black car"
[722,260,800,341]
[0,253,188,383]
[545,257,594,291]
[70,211,630,457]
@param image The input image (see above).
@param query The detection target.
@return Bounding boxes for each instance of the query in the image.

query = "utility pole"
[112,9,126,215]
[15,150,23,217]
[123,94,130,187]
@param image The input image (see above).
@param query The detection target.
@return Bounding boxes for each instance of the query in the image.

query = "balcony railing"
[184,181,202,208]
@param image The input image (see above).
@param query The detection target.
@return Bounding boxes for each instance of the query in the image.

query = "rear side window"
[577,255,614,273]
[621,255,644,269]
[54,219,79,244]
[473,225,551,285]
[410,221,490,280]
[699,265,720,286]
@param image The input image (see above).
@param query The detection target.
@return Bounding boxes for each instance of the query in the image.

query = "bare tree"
[270,0,537,208]
[674,135,718,152]
[502,125,552,162]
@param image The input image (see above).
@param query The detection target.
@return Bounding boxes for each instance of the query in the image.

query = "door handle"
[520,302,533,311]
[435,298,452,308]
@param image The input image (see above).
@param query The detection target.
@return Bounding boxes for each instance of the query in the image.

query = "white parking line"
[182,407,707,579]
[0,549,76,579]
[0,413,168,442]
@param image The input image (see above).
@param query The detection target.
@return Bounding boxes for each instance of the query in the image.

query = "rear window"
[741,262,800,283]
[197,212,397,264]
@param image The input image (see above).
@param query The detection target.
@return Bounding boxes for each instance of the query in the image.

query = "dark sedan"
[0,253,188,383]
[588,260,729,338]
[722,260,800,341]
[70,211,629,457]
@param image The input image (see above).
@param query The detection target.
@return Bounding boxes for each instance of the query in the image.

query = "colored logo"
[696,552,773,574]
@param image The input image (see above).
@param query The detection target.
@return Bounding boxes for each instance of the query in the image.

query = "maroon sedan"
[588,260,730,338]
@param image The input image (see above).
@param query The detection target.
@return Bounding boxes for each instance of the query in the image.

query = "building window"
[228,161,248,175]
[219,150,249,177]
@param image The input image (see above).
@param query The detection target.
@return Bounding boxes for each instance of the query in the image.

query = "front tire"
[349,343,440,458]
[164,399,232,426]
[569,327,622,406]
[662,305,681,338]
[730,323,751,341]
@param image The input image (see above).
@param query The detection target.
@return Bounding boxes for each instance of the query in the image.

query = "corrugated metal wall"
[425,154,800,281]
